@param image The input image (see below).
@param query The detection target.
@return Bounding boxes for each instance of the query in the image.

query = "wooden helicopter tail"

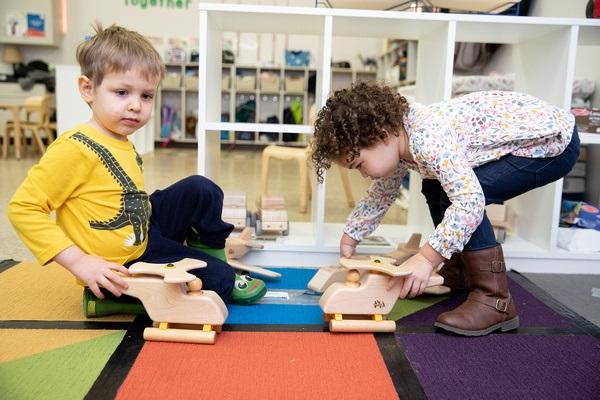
[403,233,422,252]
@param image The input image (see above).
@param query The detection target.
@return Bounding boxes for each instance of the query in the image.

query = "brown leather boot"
[437,252,470,291]
[434,244,519,336]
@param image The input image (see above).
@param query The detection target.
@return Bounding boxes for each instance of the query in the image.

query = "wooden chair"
[260,144,354,213]
[260,105,354,213]
[3,95,54,157]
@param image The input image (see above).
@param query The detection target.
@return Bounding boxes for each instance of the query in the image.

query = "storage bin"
[236,75,256,91]
[221,75,230,89]
[260,71,280,92]
[184,76,199,90]
[162,73,181,89]
[285,76,304,92]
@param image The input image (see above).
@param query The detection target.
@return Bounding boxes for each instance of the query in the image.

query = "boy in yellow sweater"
[8,24,265,313]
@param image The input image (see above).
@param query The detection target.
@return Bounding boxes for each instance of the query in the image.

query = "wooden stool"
[260,144,355,213]
[3,95,54,158]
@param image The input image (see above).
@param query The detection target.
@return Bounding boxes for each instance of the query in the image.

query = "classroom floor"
[1,146,599,328]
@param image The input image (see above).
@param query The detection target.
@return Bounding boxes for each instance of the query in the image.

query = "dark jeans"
[421,127,580,254]
[128,175,235,302]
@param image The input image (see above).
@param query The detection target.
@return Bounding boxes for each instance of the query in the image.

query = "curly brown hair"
[311,81,409,183]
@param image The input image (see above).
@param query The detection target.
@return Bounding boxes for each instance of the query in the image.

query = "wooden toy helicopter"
[122,258,228,344]
[225,227,281,279]
[310,234,449,333]
[319,255,446,333]
[308,233,448,296]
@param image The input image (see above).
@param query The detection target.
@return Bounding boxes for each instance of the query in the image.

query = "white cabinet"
[197,3,600,272]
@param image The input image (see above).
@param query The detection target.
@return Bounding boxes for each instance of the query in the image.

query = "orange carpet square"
[116,331,398,400]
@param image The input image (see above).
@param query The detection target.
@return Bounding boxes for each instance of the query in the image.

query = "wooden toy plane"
[308,233,448,295]
[122,258,228,344]
[319,255,445,333]
[225,227,281,279]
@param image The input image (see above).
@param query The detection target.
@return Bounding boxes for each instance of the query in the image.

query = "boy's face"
[79,69,160,141]
[338,135,401,179]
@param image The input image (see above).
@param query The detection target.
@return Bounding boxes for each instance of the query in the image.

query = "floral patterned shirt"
[345,91,575,259]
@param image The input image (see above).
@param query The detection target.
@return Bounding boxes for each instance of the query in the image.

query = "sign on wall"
[124,0,193,9]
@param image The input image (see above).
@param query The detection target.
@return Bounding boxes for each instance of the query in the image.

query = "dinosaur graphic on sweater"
[71,132,150,246]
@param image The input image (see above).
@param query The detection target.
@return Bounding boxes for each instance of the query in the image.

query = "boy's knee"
[185,175,224,201]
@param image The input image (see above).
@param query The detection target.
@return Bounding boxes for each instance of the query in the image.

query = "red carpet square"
[117,331,398,400]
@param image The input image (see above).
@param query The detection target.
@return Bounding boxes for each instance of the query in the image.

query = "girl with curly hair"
[311,81,579,336]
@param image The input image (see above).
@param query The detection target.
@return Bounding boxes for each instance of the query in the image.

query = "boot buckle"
[490,261,505,273]
[495,298,509,312]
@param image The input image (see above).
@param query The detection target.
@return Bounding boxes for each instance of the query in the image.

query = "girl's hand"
[55,246,130,298]
[388,253,436,298]
[340,233,359,258]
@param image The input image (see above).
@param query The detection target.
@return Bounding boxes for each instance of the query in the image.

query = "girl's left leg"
[436,128,580,336]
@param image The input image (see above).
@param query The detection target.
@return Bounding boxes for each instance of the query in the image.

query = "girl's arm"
[343,165,408,241]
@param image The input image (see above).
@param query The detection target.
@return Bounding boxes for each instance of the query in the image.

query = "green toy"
[83,288,146,318]
[187,226,267,305]
[232,273,267,305]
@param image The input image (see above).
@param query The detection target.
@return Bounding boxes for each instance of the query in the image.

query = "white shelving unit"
[378,39,418,87]
[197,3,600,272]
[220,63,316,146]
[156,62,200,143]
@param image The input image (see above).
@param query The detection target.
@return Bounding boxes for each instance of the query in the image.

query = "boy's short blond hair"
[76,23,165,86]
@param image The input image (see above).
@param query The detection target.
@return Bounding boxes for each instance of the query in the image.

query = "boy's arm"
[8,140,130,298]
[7,139,87,265]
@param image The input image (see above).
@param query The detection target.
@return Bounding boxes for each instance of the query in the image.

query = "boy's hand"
[54,246,130,299]
[388,253,436,298]
[340,233,359,258]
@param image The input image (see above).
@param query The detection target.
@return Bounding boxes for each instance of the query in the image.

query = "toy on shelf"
[308,233,447,295]
[122,258,228,344]
[222,192,253,230]
[255,195,289,236]
[319,255,445,333]
[225,227,281,279]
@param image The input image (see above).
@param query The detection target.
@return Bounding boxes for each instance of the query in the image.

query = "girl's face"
[339,134,401,179]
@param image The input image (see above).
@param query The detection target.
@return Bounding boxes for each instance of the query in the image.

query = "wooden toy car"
[222,192,253,230]
[255,195,289,236]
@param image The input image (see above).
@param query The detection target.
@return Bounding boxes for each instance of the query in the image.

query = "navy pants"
[421,127,580,253]
[128,175,235,302]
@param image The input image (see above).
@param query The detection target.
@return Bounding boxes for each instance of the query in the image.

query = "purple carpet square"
[398,278,575,328]
[397,333,600,400]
